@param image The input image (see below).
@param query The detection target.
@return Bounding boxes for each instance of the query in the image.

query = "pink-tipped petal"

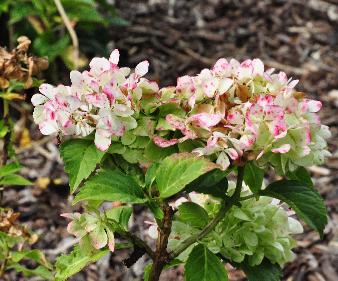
[107,231,115,252]
[307,100,322,113]
[94,130,111,151]
[153,136,178,147]
[272,144,291,154]
[187,113,222,128]
[212,58,229,75]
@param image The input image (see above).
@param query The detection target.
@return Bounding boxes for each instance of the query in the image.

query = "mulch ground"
[2,0,338,280]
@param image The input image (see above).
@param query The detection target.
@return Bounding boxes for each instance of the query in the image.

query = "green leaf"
[185,244,228,281]
[147,200,164,221]
[185,168,229,198]
[145,163,159,188]
[105,206,132,230]
[73,170,146,205]
[144,140,178,162]
[0,174,32,186]
[9,264,53,280]
[55,245,108,281]
[129,136,149,149]
[121,131,136,145]
[177,202,209,228]
[261,180,327,238]
[244,162,264,194]
[178,139,205,152]
[240,258,282,281]
[0,162,21,177]
[114,242,133,250]
[122,148,146,164]
[60,139,105,193]
[9,2,37,24]
[156,153,218,198]
[143,263,152,281]
[33,33,70,62]
[63,1,106,24]
[107,143,126,154]
[0,120,9,138]
[11,249,51,268]
[0,231,20,248]
[286,167,313,188]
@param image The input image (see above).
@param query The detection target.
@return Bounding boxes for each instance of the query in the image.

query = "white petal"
[202,78,218,98]
[213,58,229,75]
[216,152,230,170]
[171,197,188,209]
[39,84,54,99]
[218,78,233,94]
[31,94,48,106]
[39,121,58,135]
[238,60,253,79]
[89,57,110,74]
[94,130,111,151]
[288,79,299,89]
[32,105,44,124]
[70,70,84,86]
[135,60,149,77]
[288,217,304,234]
[252,59,264,75]
[119,67,131,77]
[109,49,120,65]
[307,100,322,113]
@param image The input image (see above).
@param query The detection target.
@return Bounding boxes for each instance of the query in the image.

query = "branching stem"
[169,165,245,259]
[117,229,155,261]
[110,166,245,281]
[149,203,174,281]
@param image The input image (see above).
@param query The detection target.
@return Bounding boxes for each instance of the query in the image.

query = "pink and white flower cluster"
[32,49,158,151]
[32,51,330,172]
[154,58,331,171]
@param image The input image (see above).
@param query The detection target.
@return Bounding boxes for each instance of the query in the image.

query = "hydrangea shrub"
[32,50,330,281]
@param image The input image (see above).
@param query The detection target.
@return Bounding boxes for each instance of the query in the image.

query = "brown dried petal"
[235,84,250,102]
[0,77,9,89]
[293,91,306,100]
[16,36,31,52]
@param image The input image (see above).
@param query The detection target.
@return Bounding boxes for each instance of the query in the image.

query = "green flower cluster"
[169,182,303,268]
[213,196,301,267]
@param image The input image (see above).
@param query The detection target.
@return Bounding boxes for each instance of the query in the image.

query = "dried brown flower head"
[0,36,48,90]
[0,208,38,245]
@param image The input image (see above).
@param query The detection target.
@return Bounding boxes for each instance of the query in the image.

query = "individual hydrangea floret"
[61,212,115,252]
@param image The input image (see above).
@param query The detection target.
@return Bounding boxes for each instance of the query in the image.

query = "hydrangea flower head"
[153,58,330,173]
[32,49,158,151]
